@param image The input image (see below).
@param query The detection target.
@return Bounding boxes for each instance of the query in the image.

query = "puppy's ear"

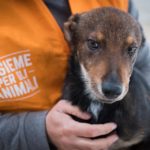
[64,14,80,42]
[140,25,146,48]
[139,23,146,48]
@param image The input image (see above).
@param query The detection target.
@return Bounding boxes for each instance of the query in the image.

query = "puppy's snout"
[102,82,122,99]
[101,71,123,99]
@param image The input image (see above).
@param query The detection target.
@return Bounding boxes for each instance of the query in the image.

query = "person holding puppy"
[0,0,149,150]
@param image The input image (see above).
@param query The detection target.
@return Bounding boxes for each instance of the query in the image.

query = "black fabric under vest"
[44,0,71,30]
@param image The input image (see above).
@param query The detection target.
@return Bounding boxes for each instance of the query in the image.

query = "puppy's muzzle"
[102,81,122,99]
[101,71,123,100]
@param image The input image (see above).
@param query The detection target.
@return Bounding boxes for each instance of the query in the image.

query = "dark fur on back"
[62,7,150,150]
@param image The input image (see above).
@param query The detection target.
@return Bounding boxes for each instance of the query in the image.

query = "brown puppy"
[62,7,150,150]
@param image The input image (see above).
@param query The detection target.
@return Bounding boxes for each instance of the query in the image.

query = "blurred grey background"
[136,0,150,41]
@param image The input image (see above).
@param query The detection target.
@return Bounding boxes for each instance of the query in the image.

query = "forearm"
[0,111,50,150]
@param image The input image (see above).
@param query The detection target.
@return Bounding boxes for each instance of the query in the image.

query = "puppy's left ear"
[64,14,80,43]
[139,25,145,48]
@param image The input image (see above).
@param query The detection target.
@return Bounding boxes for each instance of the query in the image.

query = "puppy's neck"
[87,100,103,123]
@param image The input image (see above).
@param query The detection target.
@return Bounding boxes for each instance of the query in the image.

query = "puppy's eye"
[128,46,137,57]
[87,39,99,51]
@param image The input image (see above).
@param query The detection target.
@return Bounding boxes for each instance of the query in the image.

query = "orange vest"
[0,0,128,112]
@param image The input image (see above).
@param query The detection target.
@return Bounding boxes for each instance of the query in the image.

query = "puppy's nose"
[102,82,122,99]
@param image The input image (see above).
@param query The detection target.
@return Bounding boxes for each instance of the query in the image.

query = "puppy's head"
[64,7,142,104]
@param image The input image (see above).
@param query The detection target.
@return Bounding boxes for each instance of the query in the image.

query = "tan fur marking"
[119,62,130,90]
[88,61,108,84]
[90,32,104,41]
[127,36,134,45]
[97,32,105,41]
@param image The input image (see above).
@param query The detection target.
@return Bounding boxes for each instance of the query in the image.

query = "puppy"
[62,7,150,150]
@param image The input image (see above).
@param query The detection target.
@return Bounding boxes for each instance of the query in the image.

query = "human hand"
[46,100,118,150]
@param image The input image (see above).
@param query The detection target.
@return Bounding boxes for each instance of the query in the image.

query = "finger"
[92,134,119,149]
[58,100,91,120]
[72,122,117,138]
[76,134,118,150]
